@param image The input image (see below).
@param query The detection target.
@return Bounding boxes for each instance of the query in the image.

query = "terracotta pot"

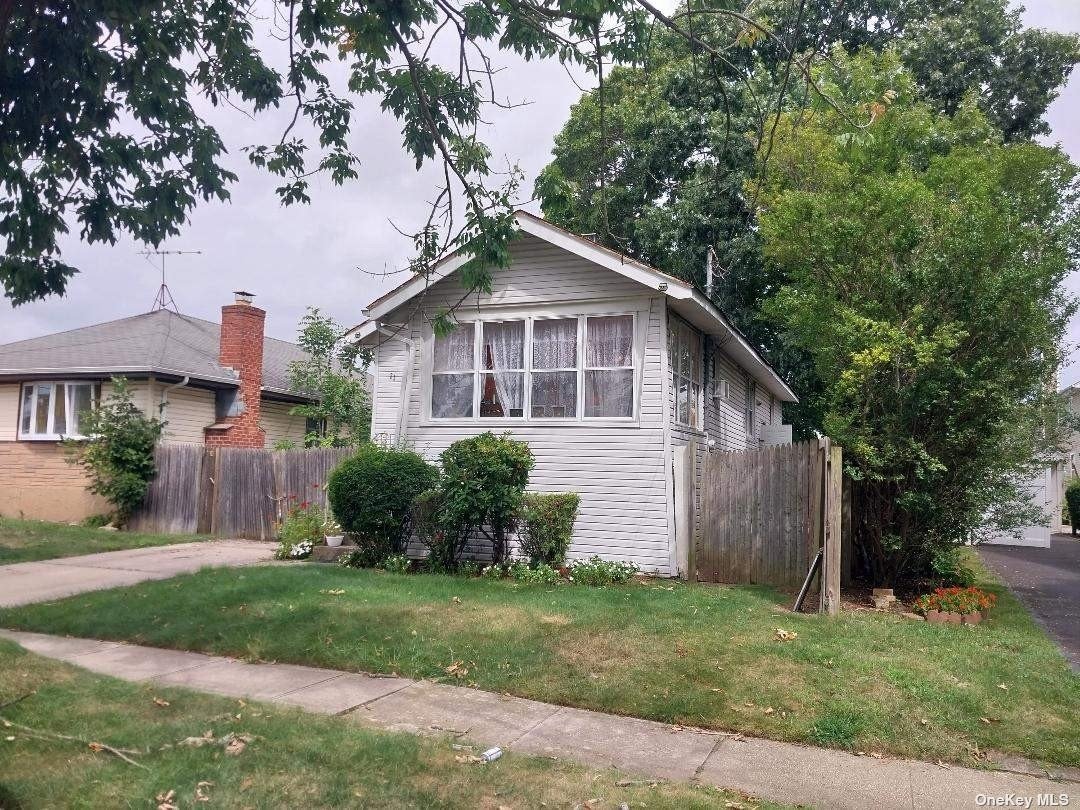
[925,610,948,625]
[962,611,983,625]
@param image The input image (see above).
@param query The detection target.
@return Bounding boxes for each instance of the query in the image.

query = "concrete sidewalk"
[1,629,1075,810]
[0,540,274,607]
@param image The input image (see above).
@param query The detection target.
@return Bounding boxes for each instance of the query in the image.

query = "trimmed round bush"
[327,444,438,560]
[519,492,580,567]
[1066,477,1080,536]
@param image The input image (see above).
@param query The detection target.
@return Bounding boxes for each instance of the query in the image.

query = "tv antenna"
[140,249,201,313]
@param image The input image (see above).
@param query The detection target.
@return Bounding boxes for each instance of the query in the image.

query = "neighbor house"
[0,293,316,521]
[354,211,797,577]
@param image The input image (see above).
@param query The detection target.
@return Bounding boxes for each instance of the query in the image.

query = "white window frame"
[18,381,100,441]
[425,305,641,425]
[668,316,703,429]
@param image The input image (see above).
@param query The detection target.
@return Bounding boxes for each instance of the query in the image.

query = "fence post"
[823,444,843,616]
[685,438,698,581]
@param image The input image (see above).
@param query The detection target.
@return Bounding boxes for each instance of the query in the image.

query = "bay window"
[430,313,636,421]
[19,381,100,440]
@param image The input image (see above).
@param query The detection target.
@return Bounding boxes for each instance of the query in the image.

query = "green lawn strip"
[0,517,208,564]
[2,562,1077,768]
[0,640,775,810]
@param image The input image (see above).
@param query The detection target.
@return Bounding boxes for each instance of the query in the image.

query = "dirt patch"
[538,614,572,626]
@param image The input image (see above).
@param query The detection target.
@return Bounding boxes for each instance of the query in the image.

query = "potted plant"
[324,515,344,547]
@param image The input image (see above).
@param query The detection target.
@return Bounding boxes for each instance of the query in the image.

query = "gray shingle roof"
[0,309,309,397]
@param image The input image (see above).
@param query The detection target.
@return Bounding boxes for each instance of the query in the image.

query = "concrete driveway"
[978,535,1080,671]
[0,540,274,608]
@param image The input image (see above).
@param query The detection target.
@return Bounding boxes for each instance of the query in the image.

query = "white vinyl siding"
[261,400,309,448]
[372,234,672,574]
[0,383,20,441]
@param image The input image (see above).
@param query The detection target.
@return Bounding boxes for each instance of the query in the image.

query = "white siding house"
[356,212,797,576]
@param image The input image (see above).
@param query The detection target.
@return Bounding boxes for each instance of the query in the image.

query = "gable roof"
[0,309,310,398]
[355,210,797,402]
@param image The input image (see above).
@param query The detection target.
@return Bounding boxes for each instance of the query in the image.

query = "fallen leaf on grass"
[773,628,798,642]
[195,781,214,802]
[156,789,178,810]
[763,707,775,715]
[153,697,170,708]
[445,661,469,679]
[320,588,346,596]
[996,683,1008,691]
[451,596,462,604]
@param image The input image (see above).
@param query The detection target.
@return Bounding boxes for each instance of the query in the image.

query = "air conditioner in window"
[711,379,730,400]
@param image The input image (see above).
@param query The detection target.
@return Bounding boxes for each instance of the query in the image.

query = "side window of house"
[669,317,702,428]
[19,381,100,440]
[430,314,635,421]
[745,377,757,440]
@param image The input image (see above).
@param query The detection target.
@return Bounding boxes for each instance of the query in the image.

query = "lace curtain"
[585,315,633,417]
[482,321,524,415]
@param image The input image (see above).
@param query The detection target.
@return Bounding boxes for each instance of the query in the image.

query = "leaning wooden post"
[823,444,843,616]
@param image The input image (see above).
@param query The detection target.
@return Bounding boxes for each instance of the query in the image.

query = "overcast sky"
[3,1,1079,384]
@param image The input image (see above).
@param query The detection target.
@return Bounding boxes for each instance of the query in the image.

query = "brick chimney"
[204,291,266,448]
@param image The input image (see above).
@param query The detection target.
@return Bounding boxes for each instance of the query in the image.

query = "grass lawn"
[0,517,207,564]
[0,640,774,809]
[2,562,1077,769]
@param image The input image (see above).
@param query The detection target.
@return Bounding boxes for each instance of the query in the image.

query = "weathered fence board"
[128,443,205,535]
[130,444,355,540]
[695,440,841,590]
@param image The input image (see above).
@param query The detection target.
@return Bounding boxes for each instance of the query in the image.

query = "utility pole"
[140,249,201,313]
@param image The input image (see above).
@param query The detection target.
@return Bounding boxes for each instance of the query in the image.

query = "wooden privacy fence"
[690,439,843,614]
[129,444,354,539]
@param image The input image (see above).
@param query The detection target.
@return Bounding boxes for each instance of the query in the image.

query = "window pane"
[432,374,474,418]
[689,383,700,428]
[480,372,524,418]
[677,378,688,425]
[585,369,634,418]
[531,371,576,418]
[53,383,67,435]
[20,386,32,434]
[433,323,474,371]
[34,385,51,434]
[481,320,524,371]
[72,384,94,435]
[586,315,633,368]
[533,318,577,369]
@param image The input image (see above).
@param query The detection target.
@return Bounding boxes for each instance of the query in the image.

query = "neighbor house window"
[18,381,100,440]
[669,317,702,428]
[430,313,636,421]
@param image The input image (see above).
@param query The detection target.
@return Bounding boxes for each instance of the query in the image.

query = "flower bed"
[914,586,996,625]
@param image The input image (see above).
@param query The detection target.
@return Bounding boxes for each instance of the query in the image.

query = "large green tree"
[536,0,1078,397]
[755,50,1079,585]
[3,0,819,311]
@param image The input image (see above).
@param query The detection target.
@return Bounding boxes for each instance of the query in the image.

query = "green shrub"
[80,514,112,529]
[509,561,560,586]
[381,554,411,574]
[66,378,163,524]
[440,432,533,564]
[929,547,976,587]
[274,538,315,560]
[1066,478,1080,535]
[567,556,638,586]
[519,492,579,566]
[479,562,506,579]
[327,444,438,556]
[458,560,483,578]
[412,488,468,572]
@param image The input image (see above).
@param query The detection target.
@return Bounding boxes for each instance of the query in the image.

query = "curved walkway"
[0,540,274,607]
[1,628,1076,810]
